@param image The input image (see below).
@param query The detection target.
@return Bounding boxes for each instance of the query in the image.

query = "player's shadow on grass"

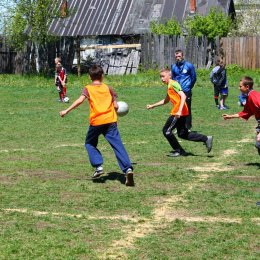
[246,162,260,169]
[92,172,125,185]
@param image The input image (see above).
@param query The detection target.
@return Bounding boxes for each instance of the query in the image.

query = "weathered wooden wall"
[80,44,141,75]
[0,37,16,74]
[140,34,209,69]
[220,37,260,69]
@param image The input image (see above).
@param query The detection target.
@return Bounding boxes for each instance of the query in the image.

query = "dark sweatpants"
[162,115,207,152]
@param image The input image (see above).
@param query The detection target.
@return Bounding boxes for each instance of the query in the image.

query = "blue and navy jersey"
[171,60,196,93]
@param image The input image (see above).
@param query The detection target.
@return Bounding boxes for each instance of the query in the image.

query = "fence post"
[76,36,81,76]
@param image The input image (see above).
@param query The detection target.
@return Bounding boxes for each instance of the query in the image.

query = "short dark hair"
[240,76,254,89]
[175,49,184,55]
[216,59,225,67]
[89,65,104,80]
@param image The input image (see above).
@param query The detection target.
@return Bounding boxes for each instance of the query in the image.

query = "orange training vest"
[168,79,189,116]
[85,83,117,126]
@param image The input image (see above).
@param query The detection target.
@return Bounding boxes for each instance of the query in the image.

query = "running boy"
[59,65,134,186]
[147,68,213,157]
[223,76,260,155]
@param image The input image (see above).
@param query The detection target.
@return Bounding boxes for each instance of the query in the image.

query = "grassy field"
[0,67,260,259]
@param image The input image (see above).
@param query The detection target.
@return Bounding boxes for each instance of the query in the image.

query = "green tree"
[150,18,182,35]
[4,0,60,50]
[231,0,260,36]
[2,0,73,73]
[184,7,233,40]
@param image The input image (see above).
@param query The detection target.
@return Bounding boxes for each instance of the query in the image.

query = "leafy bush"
[150,7,233,40]
[184,7,233,40]
[150,18,182,35]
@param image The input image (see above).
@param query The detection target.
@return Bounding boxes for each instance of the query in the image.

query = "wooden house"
[48,0,235,74]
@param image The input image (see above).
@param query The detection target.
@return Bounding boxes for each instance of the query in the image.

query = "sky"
[0,1,15,34]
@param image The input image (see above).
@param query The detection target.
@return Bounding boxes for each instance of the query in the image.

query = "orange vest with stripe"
[168,79,189,116]
[85,83,117,126]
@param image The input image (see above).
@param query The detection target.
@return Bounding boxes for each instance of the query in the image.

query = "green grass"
[0,68,260,259]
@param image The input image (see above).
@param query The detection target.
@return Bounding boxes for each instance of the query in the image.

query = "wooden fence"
[140,34,260,70]
[220,37,260,69]
[1,36,260,74]
[140,34,210,69]
[0,37,16,73]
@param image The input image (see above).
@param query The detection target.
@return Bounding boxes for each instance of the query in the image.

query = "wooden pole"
[76,36,81,77]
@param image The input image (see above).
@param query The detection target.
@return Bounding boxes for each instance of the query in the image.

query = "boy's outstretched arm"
[60,95,86,117]
[147,95,169,109]
[222,113,240,120]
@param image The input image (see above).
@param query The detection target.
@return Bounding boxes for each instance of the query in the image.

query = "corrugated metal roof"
[48,0,234,37]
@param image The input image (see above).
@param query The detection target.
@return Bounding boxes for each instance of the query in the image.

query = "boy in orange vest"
[147,68,213,157]
[59,65,134,186]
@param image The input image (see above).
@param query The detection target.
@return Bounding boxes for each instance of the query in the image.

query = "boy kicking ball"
[147,68,213,157]
[223,76,260,155]
[59,65,134,186]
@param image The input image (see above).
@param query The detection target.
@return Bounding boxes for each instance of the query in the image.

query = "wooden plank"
[227,38,231,64]
[160,35,165,69]
[168,35,174,68]
[144,34,150,70]
[164,35,169,67]
[193,36,198,68]
[252,37,256,70]
[113,54,120,75]
[153,34,160,69]
[80,44,141,51]
[256,37,260,68]
[118,54,128,75]
[202,36,208,68]
[239,37,243,68]
[252,37,256,69]
[148,33,153,70]
[234,37,239,66]
[245,37,250,68]
[107,56,115,75]
[131,50,140,74]
[126,50,135,74]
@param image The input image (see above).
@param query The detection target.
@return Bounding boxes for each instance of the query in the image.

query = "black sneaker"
[92,166,104,179]
[204,136,213,153]
[167,150,187,157]
[125,168,134,186]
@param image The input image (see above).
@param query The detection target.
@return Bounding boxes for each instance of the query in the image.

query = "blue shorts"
[220,87,228,96]
[214,85,228,97]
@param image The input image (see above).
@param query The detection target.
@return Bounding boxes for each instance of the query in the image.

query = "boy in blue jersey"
[171,50,196,130]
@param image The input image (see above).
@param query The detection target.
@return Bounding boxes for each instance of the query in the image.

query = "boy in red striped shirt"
[223,76,260,155]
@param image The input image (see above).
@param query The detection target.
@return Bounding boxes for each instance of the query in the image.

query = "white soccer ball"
[117,101,129,117]
[63,97,70,103]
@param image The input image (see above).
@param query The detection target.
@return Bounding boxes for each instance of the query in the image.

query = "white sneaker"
[92,166,104,179]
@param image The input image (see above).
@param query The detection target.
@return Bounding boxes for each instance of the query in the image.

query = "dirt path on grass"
[100,173,259,259]
[2,142,259,259]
